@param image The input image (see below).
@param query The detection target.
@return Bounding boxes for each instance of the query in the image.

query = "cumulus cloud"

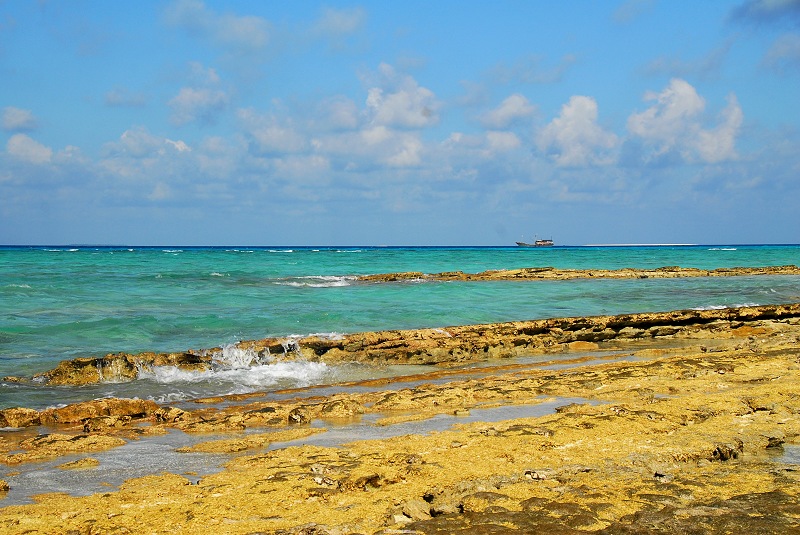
[695,95,744,163]
[481,94,536,129]
[314,96,360,131]
[627,78,742,163]
[6,134,53,164]
[103,126,191,159]
[537,96,618,167]
[485,131,522,153]
[169,87,229,126]
[238,109,307,155]
[168,63,229,126]
[314,126,424,168]
[2,107,38,132]
[364,64,439,129]
[627,79,705,148]
[164,0,270,54]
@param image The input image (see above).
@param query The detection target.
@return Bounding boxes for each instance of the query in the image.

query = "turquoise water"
[1,245,799,409]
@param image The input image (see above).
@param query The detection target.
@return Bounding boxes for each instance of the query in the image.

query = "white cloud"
[2,107,38,132]
[103,126,192,160]
[273,154,331,183]
[164,0,270,54]
[169,86,229,126]
[165,139,192,152]
[485,131,522,153]
[111,127,165,158]
[365,64,439,129]
[6,134,53,164]
[238,109,307,154]
[696,95,743,163]
[385,136,423,167]
[319,97,360,130]
[313,126,425,169]
[627,78,742,163]
[537,96,618,166]
[627,79,704,149]
[481,94,536,129]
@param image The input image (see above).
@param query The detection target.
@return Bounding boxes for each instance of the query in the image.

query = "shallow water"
[0,395,595,506]
[1,244,799,409]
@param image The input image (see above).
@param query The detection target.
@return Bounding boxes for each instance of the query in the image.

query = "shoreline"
[357,264,800,282]
[0,302,799,532]
[25,301,800,387]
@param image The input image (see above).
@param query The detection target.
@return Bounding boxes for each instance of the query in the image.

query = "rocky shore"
[357,264,800,282]
[0,302,798,533]
[27,302,800,387]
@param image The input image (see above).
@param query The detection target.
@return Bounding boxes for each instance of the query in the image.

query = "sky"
[0,0,798,246]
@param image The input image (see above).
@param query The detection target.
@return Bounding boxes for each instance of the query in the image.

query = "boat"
[516,237,554,247]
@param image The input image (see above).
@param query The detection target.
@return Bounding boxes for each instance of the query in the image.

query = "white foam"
[274,275,355,288]
[139,359,329,390]
[210,272,227,277]
[708,247,737,251]
[212,344,262,369]
[692,302,759,311]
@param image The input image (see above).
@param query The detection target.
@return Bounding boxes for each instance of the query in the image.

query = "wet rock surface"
[29,302,800,386]
[0,302,798,533]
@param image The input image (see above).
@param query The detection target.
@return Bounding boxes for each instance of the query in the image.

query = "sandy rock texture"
[0,303,798,533]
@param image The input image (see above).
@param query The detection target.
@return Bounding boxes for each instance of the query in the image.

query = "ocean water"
[1,244,799,410]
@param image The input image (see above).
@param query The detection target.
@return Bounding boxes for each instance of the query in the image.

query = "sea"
[2,244,800,411]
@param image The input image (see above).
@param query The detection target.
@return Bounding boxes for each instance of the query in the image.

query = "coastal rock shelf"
[0,303,799,533]
[357,264,800,282]
[30,302,800,386]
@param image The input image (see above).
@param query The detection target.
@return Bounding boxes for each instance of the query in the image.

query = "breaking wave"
[274,275,356,288]
[137,344,330,394]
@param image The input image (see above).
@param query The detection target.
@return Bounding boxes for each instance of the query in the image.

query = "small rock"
[288,407,312,425]
[401,499,432,521]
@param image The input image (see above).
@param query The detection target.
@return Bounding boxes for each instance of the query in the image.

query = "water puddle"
[0,396,596,506]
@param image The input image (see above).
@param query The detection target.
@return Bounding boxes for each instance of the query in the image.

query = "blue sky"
[1,0,798,246]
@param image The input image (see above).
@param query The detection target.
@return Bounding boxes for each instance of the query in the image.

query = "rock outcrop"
[0,329,798,533]
[32,303,800,385]
[358,264,800,282]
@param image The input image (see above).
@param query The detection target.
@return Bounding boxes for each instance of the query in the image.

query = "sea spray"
[211,344,261,370]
